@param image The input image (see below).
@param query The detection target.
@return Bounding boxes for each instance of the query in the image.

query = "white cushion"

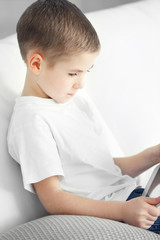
[0,0,160,232]
[85,0,160,187]
[0,35,47,233]
[86,0,160,154]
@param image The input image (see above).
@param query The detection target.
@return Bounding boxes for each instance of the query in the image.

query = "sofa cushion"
[85,0,160,187]
[0,35,47,233]
[86,0,160,156]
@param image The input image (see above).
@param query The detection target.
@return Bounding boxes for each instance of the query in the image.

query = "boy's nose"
[73,79,84,89]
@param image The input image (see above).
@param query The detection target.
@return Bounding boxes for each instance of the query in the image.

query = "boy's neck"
[22,70,48,98]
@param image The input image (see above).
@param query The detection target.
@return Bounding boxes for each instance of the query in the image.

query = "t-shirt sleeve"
[8,115,64,193]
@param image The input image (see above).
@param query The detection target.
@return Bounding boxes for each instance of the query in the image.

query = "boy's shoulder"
[9,96,52,132]
[12,96,44,119]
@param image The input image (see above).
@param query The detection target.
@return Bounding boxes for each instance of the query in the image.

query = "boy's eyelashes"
[68,73,77,76]
[68,70,91,76]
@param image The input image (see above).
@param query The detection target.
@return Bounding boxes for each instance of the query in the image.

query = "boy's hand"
[123,196,160,229]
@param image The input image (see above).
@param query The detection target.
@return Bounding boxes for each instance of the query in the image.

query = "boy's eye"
[68,73,77,77]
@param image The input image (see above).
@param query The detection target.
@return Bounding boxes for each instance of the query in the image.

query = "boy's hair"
[17,0,100,65]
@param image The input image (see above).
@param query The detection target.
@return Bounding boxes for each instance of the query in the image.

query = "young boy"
[7,0,160,234]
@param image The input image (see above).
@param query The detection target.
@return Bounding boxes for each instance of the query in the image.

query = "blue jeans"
[127,188,160,234]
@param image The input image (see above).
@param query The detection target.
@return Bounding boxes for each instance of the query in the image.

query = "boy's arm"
[34,176,124,221]
[113,144,160,178]
[34,175,160,229]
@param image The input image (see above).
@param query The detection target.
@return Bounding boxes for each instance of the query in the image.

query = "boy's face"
[36,52,98,103]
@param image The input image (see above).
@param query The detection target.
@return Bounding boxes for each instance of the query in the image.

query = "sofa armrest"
[0,215,160,240]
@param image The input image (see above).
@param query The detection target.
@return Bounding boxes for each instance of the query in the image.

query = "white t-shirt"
[7,93,137,201]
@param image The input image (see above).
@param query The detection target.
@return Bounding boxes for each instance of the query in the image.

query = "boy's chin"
[52,95,75,104]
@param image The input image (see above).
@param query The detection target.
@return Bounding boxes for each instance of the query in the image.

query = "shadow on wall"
[0,0,35,39]
[81,0,142,12]
[1,0,142,39]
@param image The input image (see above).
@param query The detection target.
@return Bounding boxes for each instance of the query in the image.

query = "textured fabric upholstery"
[0,215,160,240]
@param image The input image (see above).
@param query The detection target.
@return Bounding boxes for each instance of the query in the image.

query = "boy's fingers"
[137,196,160,214]
[146,214,158,222]
[145,197,160,217]
[145,196,160,205]
[148,207,160,218]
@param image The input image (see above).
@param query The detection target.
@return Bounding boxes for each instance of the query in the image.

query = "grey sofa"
[1,215,160,239]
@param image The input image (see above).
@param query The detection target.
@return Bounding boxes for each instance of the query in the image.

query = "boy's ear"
[28,53,43,75]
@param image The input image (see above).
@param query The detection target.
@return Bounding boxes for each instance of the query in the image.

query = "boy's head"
[17,0,100,66]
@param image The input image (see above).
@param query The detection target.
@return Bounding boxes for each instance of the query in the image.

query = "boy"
[7,0,160,234]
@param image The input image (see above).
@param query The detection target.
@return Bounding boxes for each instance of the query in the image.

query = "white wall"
[0,0,140,39]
